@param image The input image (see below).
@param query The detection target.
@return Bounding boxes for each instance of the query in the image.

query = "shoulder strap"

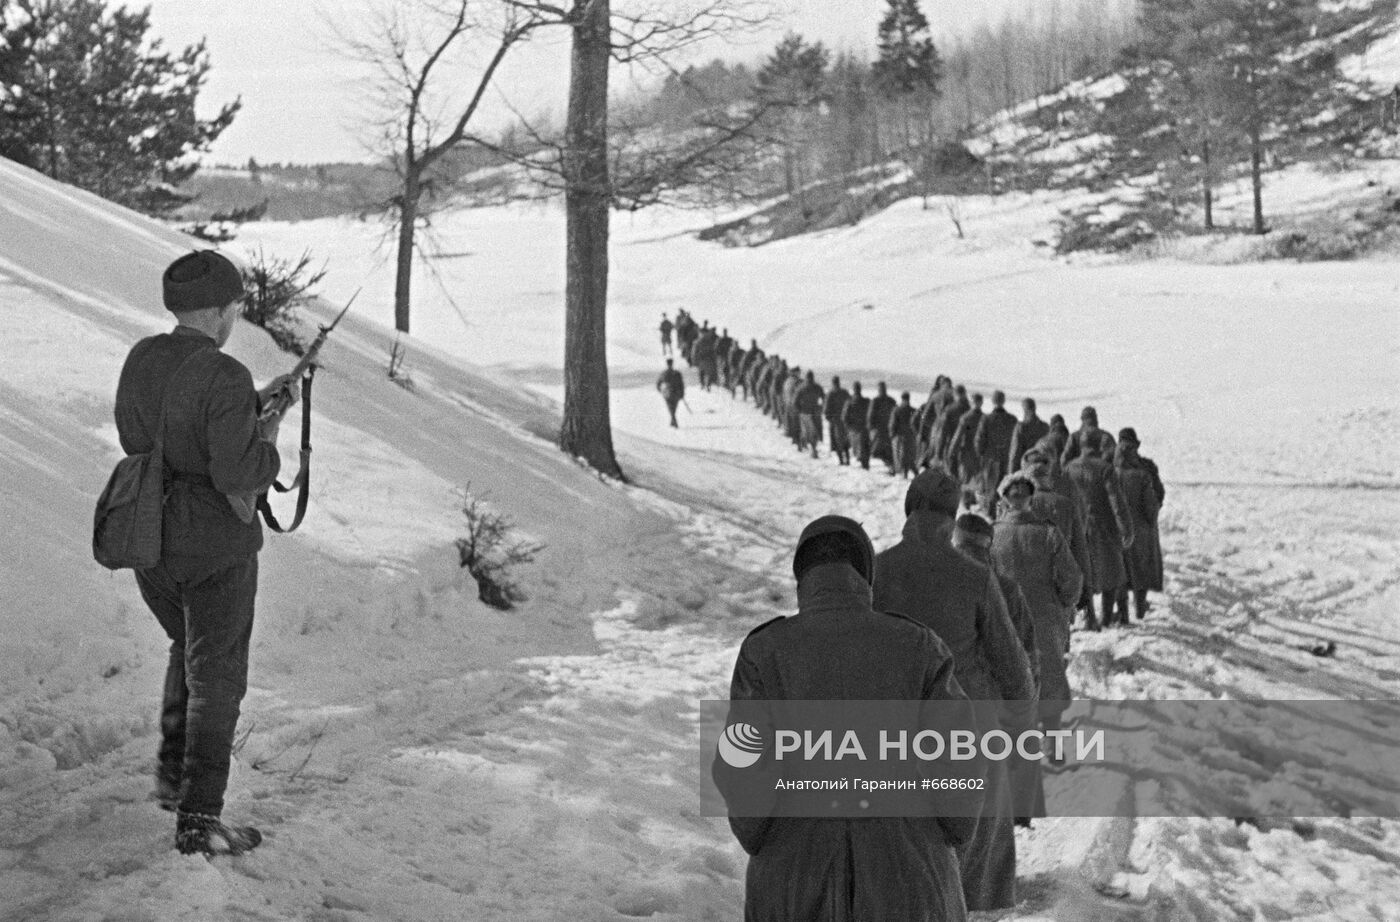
[257,368,315,534]
[151,348,209,462]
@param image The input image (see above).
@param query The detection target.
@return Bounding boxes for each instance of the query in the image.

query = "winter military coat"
[974,408,1017,479]
[873,512,1036,705]
[794,381,824,415]
[874,515,1037,915]
[867,393,897,462]
[716,562,976,922]
[948,408,985,481]
[914,387,945,455]
[1115,458,1163,591]
[930,386,959,426]
[1064,455,1134,592]
[115,329,280,558]
[1032,435,1087,524]
[823,387,850,424]
[990,509,1083,706]
[782,375,803,441]
[1029,487,1092,601]
[824,387,852,451]
[1061,426,1115,468]
[932,396,969,464]
[890,403,918,473]
[768,364,788,417]
[843,393,870,431]
[694,331,719,377]
[1139,454,1165,507]
[1007,416,1050,475]
[657,368,685,404]
[957,566,1039,911]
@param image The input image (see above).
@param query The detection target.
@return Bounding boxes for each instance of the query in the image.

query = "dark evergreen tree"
[755,33,829,197]
[0,0,238,214]
[872,0,941,154]
[872,0,940,98]
[1135,0,1339,234]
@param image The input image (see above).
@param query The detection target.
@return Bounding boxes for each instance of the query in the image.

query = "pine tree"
[0,0,238,214]
[1136,0,1339,234]
[872,0,941,152]
[755,33,830,199]
[872,0,940,98]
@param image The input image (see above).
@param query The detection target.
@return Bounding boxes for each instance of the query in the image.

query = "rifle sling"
[258,367,315,534]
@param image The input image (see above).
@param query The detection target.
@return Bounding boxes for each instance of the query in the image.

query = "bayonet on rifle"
[228,289,359,525]
[258,288,359,422]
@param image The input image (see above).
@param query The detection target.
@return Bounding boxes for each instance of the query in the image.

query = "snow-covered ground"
[2,128,1399,922]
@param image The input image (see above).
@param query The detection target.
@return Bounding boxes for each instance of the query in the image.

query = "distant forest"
[181,0,1140,221]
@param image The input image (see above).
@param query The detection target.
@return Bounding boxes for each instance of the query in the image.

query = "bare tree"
[329,0,554,375]
[468,0,769,479]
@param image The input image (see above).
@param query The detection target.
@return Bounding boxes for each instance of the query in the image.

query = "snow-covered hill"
[2,110,1399,920]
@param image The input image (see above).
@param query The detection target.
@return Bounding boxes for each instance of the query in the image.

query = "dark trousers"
[136,553,258,816]
[850,427,871,469]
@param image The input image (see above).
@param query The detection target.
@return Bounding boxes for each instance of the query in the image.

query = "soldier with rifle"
[114,251,300,856]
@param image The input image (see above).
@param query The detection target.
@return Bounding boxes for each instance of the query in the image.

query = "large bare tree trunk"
[559,0,624,479]
[394,171,420,334]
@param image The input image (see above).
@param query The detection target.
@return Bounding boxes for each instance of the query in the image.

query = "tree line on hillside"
[609,0,1137,201]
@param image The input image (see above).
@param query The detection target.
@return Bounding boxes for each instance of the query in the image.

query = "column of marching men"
[659,309,1168,918]
[656,308,1165,630]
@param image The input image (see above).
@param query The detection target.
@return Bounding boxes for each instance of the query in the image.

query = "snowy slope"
[0,158,764,920]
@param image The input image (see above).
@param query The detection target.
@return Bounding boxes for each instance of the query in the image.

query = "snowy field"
[1,142,1399,922]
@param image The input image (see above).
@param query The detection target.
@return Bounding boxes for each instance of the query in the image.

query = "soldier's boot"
[176,811,262,856]
[1102,591,1116,627]
[1109,589,1126,626]
[1134,590,1150,619]
[1081,597,1102,632]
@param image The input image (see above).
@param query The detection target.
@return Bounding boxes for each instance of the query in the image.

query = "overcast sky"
[143,0,1056,165]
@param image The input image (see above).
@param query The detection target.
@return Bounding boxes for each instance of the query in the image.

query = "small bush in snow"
[241,249,326,356]
[455,488,544,610]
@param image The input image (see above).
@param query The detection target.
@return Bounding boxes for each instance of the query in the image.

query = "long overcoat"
[948,407,984,482]
[1116,459,1163,591]
[1064,455,1134,592]
[1008,416,1050,475]
[890,402,918,474]
[874,513,1036,913]
[1028,487,1092,602]
[715,562,976,922]
[823,387,851,453]
[932,396,969,464]
[974,408,1017,483]
[990,510,1083,706]
[873,512,1035,707]
[867,393,897,464]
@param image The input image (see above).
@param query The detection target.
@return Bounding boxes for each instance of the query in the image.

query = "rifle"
[258,289,359,421]
[228,290,358,531]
